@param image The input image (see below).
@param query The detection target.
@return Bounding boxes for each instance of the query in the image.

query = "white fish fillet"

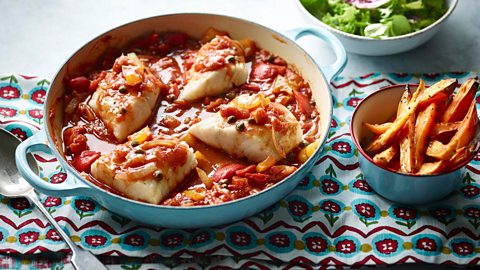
[88,53,163,142]
[189,96,303,162]
[178,36,248,101]
[91,139,197,204]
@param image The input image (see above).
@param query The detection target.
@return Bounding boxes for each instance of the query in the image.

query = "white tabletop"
[0,0,474,269]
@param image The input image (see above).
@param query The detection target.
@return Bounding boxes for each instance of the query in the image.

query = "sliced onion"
[116,162,157,181]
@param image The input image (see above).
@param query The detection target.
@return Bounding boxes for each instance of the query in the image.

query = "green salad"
[301,0,448,38]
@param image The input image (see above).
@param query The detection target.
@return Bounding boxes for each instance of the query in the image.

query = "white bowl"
[295,0,458,56]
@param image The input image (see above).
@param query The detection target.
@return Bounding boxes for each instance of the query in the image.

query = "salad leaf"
[302,0,447,38]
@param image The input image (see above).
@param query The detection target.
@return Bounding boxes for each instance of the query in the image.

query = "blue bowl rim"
[350,83,479,178]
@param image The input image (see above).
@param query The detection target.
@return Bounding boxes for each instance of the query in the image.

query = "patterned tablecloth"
[0,72,479,269]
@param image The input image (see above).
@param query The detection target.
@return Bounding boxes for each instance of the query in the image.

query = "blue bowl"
[350,84,477,205]
[15,13,347,228]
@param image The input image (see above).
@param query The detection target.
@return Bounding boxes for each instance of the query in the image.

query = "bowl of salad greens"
[297,0,458,55]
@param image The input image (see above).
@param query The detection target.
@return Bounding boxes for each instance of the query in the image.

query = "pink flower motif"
[332,141,351,154]
[28,109,43,119]
[50,172,67,184]
[464,207,480,218]
[124,234,145,247]
[305,236,328,253]
[10,198,31,211]
[0,86,20,99]
[85,235,107,247]
[346,97,362,108]
[393,207,418,220]
[0,107,16,117]
[74,199,96,212]
[353,179,372,192]
[46,229,61,242]
[331,119,338,128]
[320,200,341,214]
[335,239,357,254]
[452,242,474,256]
[288,200,309,217]
[19,231,39,245]
[31,89,46,104]
[10,128,27,141]
[355,203,376,218]
[461,185,480,198]
[430,207,452,218]
[230,232,251,247]
[322,179,340,194]
[415,237,437,252]
[375,239,398,255]
[43,196,62,208]
[268,233,290,248]
[161,233,183,248]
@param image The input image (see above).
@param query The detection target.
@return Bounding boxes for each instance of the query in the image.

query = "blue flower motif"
[388,73,413,82]
[80,229,112,250]
[295,173,315,190]
[286,195,313,222]
[120,231,150,251]
[319,176,343,196]
[264,231,296,253]
[16,228,42,246]
[328,138,355,158]
[189,229,215,249]
[225,226,257,250]
[333,236,360,258]
[351,199,381,227]
[411,234,443,256]
[372,234,404,257]
[28,86,47,105]
[447,72,470,79]
[302,232,330,256]
[159,230,186,250]
[348,178,374,195]
[449,238,476,258]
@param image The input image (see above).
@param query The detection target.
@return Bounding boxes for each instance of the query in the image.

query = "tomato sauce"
[61,29,321,206]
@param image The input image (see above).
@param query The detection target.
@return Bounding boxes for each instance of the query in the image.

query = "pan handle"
[15,130,92,197]
[283,26,347,82]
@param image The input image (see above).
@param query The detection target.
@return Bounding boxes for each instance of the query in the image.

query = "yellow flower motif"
[256,239,265,245]
[403,242,413,250]
[71,235,81,242]
[111,238,121,244]
[441,247,451,254]
[360,243,372,252]
[149,239,160,246]
[380,210,389,217]
[215,232,225,241]
[294,240,305,250]
[6,236,16,243]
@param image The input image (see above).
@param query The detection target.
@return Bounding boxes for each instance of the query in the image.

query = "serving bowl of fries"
[351,79,480,204]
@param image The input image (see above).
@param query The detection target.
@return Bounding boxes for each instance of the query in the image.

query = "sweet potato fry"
[448,146,474,169]
[373,145,398,166]
[365,81,425,154]
[364,122,392,135]
[398,86,415,173]
[417,78,457,108]
[426,99,478,160]
[414,102,438,170]
[430,121,461,137]
[442,79,478,122]
[417,161,444,175]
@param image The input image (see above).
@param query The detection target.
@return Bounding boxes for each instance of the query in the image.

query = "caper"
[299,141,309,148]
[131,140,140,147]
[226,91,236,100]
[153,170,163,180]
[236,121,246,132]
[227,55,235,63]
[134,148,145,154]
[247,117,256,124]
[118,85,127,94]
[120,108,127,114]
[227,115,237,124]
[167,94,175,103]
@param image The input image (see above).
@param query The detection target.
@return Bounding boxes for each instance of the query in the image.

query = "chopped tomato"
[293,90,313,115]
[64,126,88,155]
[164,32,188,46]
[220,106,250,119]
[252,108,268,125]
[245,173,271,183]
[89,71,106,91]
[229,176,249,190]
[235,165,256,177]
[212,164,246,182]
[72,151,100,173]
[250,63,286,82]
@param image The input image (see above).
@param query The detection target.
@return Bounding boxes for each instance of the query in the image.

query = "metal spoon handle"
[26,191,108,270]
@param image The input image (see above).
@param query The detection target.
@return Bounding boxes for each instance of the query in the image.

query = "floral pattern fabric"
[0,73,479,269]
